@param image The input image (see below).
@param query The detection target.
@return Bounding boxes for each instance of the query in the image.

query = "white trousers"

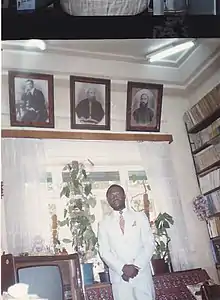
[112,282,153,300]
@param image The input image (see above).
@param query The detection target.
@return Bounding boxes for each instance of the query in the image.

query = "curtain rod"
[1,129,173,143]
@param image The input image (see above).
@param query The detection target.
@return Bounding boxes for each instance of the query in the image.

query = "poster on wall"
[70,76,111,130]
[8,71,54,128]
[126,82,163,132]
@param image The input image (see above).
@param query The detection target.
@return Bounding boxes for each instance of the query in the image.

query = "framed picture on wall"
[8,71,54,128]
[126,82,163,132]
[70,76,111,130]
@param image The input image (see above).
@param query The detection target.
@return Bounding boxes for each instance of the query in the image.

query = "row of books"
[206,190,220,215]
[199,168,220,194]
[190,117,220,151]
[194,144,220,172]
[183,84,220,130]
[207,217,220,238]
[211,238,220,264]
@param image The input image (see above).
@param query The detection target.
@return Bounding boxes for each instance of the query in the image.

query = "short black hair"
[26,79,34,86]
[106,184,125,198]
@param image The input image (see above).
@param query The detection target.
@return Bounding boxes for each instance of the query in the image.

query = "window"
[44,165,156,259]
[128,170,156,222]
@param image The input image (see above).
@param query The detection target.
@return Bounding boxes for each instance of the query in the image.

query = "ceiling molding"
[183,48,220,90]
[1,50,183,84]
[2,39,220,97]
[2,39,197,68]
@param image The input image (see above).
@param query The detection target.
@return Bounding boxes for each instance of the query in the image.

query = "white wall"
[1,51,218,280]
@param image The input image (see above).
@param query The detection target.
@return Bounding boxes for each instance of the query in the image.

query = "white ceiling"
[2,38,200,66]
[45,38,197,67]
[2,38,220,94]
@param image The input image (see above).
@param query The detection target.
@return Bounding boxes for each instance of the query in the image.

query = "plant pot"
[82,263,94,286]
[99,271,110,283]
[151,259,170,275]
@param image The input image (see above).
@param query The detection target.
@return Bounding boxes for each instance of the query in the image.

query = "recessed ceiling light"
[25,39,46,51]
[147,40,195,63]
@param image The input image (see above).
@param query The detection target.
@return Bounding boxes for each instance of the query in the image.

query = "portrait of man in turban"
[126,82,163,132]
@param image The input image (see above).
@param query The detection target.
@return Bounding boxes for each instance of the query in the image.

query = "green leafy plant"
[58,160,98,263]
[152,212,174,261]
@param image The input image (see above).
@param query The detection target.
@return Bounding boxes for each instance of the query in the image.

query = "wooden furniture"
[84,268,209,300]
[201,281,220,300]
[183,83,220,279]
[1,253,84,300]
[1,129,173,143]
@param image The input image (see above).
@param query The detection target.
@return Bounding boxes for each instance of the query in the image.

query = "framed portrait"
[70,76,111,130]
[8,71,54,128]
[126,82,163,132]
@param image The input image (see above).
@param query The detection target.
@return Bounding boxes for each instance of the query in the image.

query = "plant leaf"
[87,195,96,208]
[84,183,92,196]
[88,214,95,224]
[82,169,87,179]
[163,220,170,229]
[58,219,68,227]
[60,186,70,198]
[62,238,72,244]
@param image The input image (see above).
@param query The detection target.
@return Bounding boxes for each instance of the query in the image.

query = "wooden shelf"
[185,90,220,273]
[192,134,220,155]
[211,235,220,242]
[208,212,220,218]
[197,159,220,177]
[1,129,173,143]
[204,186,220,197]
[188,108,220,134]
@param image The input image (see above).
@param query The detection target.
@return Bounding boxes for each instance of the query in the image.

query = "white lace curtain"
[138,141,192,271]
[1,138,192,270]
[1,138,51,255]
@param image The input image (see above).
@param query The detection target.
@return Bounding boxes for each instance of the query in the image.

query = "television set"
[1,253,84,300]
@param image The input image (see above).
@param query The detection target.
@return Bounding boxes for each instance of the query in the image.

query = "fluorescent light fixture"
[25,39,46,51]
[147,40,195,63]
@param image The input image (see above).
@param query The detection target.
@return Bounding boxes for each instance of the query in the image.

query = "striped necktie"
[119,211,125,234]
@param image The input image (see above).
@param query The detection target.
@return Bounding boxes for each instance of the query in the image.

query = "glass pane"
[127,170,156,222]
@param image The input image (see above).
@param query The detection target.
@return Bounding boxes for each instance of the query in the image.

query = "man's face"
[87,88,96,99]
[107,186,125,211]
[26,81,33,92]
[140,94,149,107]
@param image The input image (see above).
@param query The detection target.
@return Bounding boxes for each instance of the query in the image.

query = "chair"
[201,281,220,300]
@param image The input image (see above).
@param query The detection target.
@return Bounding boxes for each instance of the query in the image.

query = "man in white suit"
[98,184,155,300]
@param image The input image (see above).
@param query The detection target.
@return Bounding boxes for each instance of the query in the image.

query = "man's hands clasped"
[121,264,140,282]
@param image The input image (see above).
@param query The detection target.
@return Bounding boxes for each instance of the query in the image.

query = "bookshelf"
[184,83,220,277]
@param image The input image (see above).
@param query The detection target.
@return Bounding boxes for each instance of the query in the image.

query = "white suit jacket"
[98,209,155,296]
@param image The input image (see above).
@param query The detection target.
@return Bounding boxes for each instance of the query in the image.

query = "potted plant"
[151,212,174,275]
[58,160,98,285]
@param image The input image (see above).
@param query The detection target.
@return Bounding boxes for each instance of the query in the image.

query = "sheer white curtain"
[2,138,51,255]
[1,192,8,253]
[138,141,192,271]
